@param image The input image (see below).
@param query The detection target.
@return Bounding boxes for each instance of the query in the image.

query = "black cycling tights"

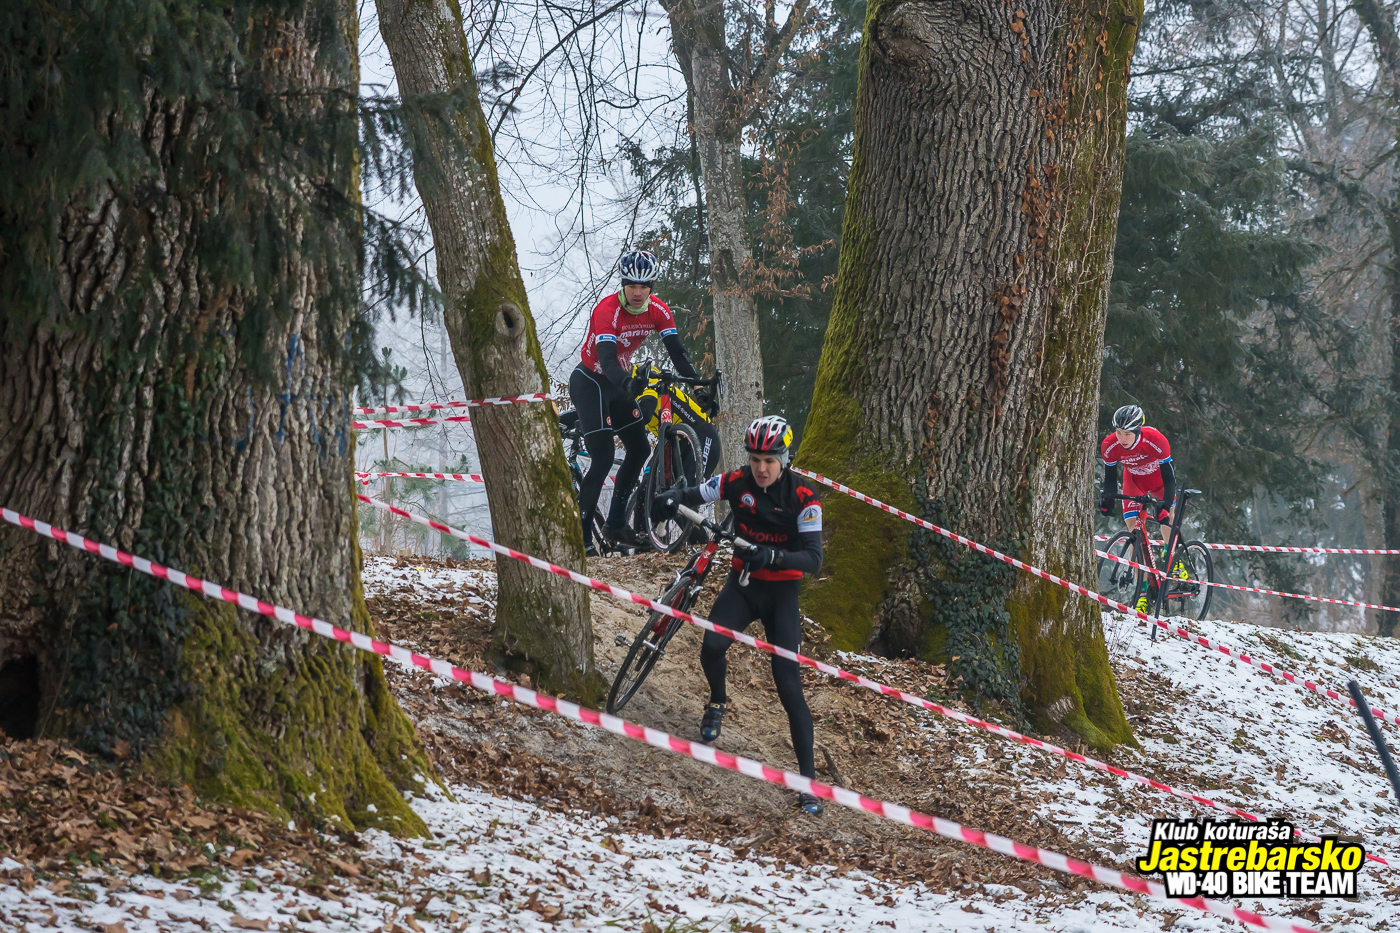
[700,574,815,779]
[570,366,650,545]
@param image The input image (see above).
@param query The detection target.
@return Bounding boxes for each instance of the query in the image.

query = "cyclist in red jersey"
[569,249,703,555]
[1098,404,1184,610]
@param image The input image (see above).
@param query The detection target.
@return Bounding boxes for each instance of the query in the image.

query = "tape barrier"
[1093,534,1400,556]
[355,393,552,415]
[1096,548,1400,614]
[790,468,1400,730]
[357,496,1393,870]
[0,504,1325,933]
[353,471,612,488]
[352,415,473,430]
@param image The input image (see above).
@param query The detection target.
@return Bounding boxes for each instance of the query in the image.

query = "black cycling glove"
[651,492,681,522]
[736,543,779,573]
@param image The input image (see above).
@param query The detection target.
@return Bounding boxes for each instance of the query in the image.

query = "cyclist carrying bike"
[651,415,826,816]
[570,249,705,556]
[1098,404,1184,611]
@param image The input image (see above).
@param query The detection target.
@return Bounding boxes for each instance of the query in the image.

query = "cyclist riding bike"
[650,415,826,816]
[1097,404,1185,612]
[570,249,706,556]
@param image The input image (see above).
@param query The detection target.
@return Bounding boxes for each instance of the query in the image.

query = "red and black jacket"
[681,467,823,581]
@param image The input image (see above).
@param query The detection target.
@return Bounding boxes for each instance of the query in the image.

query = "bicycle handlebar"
[676,503,754,586]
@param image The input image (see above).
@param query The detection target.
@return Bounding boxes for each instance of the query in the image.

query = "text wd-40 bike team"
[559,249,1216,816]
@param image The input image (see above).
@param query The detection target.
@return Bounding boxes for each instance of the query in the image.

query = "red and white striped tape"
[352,415,473,430]
[357,471,486,483]
[1096,548,1400,614]
[355,393,552,415]
[792,468,1400,729]
[353,471,612,488]
[1094,534,1400,556]
[0,504,1326,933]
[360,496,1393,870]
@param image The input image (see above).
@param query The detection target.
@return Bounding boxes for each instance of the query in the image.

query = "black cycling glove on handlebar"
[651,492,681,521]
[735,542,778,573]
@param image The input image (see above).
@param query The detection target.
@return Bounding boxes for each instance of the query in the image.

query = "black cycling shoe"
[699,702,726,743]
[584,543,599,558]
[602,524,646,550]
[797,793,824,816]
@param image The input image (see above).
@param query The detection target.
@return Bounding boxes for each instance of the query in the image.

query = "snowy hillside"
[3,553,1399,933]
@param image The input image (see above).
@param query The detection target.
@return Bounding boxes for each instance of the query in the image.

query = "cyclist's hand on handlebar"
[1097,496,1113,516]
[623,375,647,399]
[650,492,681,522]
[735,542,777,572]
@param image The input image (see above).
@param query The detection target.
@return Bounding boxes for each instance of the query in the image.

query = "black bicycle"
[1096,489,1215,625]
[607,504,751,714]
[623,369,722,554]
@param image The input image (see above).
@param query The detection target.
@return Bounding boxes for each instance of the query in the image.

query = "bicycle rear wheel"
[1096,531,1143,610]
[607,577,695,714]
[1162,540,1213,622]
[644,424,701,553]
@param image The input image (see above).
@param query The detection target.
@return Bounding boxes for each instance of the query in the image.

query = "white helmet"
[618,249,660,284]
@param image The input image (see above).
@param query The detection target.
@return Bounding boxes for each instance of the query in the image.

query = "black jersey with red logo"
[694,466,823,581]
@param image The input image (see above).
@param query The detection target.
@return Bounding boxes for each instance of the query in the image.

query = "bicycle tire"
[607,577,695,714]
[644,423,701,553]
[1163,540,1213,622]
[1096,531,1142,609]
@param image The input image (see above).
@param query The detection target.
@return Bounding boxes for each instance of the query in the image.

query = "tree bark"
[0,1,431,831]
[664,0,808,458]
[798,0,1139,748]
[375,0,601,697]
[1353,0,1400,637]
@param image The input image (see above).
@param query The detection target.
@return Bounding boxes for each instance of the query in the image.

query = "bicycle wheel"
[1162,540,1213,622]
[607,577,695,714]
[1096,531,1143,610]
[644,424,701,553]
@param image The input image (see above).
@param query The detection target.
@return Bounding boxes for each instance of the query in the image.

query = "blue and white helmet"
[618,249,660,285]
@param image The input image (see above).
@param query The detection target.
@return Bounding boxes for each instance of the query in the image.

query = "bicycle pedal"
[614,634,629,647]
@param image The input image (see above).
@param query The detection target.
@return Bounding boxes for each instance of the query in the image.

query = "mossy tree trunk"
[0,1,432,831]
[798,0,1139,749]
[375,0,602,700]
[1353,0,1400,637]
[663,0,809,458]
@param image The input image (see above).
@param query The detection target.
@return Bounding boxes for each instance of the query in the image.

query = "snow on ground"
[5,558,1399,931]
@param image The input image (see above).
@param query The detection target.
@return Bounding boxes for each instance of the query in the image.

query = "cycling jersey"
[1101,426,1171,482]
[694,467,822,581]
[579,293,678,374]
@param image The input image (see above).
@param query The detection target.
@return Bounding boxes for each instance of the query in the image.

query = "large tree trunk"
[1353,0,1400,637]
[798,0,1139,749]
[664,0,804,458]
[0,1,431,830]
[375,0,601,699]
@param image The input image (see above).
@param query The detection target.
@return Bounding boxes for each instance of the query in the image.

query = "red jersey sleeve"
[1138,426,1171,460]
[648,296,678,338]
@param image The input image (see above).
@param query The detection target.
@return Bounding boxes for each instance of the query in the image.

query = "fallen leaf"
[112,740,130,759]
[227,849,257,867]
[230,917,271,931]
[328,856,360,877]
[99,923,129,933]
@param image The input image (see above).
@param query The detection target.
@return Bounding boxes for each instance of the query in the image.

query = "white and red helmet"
[745,415,793,465]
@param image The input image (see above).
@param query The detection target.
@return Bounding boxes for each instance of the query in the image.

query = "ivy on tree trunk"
[374,0,602,698]
[0,0,432,832]
[798,0,1139,749]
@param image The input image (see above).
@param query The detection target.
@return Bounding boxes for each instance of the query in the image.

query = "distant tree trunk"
[1355,0,1400,637]
[664,0,809,457]
[798,0,1139,748]
[0,1,431,831]
[375,0,602,698]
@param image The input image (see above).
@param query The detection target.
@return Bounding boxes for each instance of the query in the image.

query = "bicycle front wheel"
[645,424,701,553]
[607,577,695,714]
[1096,531,1143,610]
[1163,540,1213,622]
